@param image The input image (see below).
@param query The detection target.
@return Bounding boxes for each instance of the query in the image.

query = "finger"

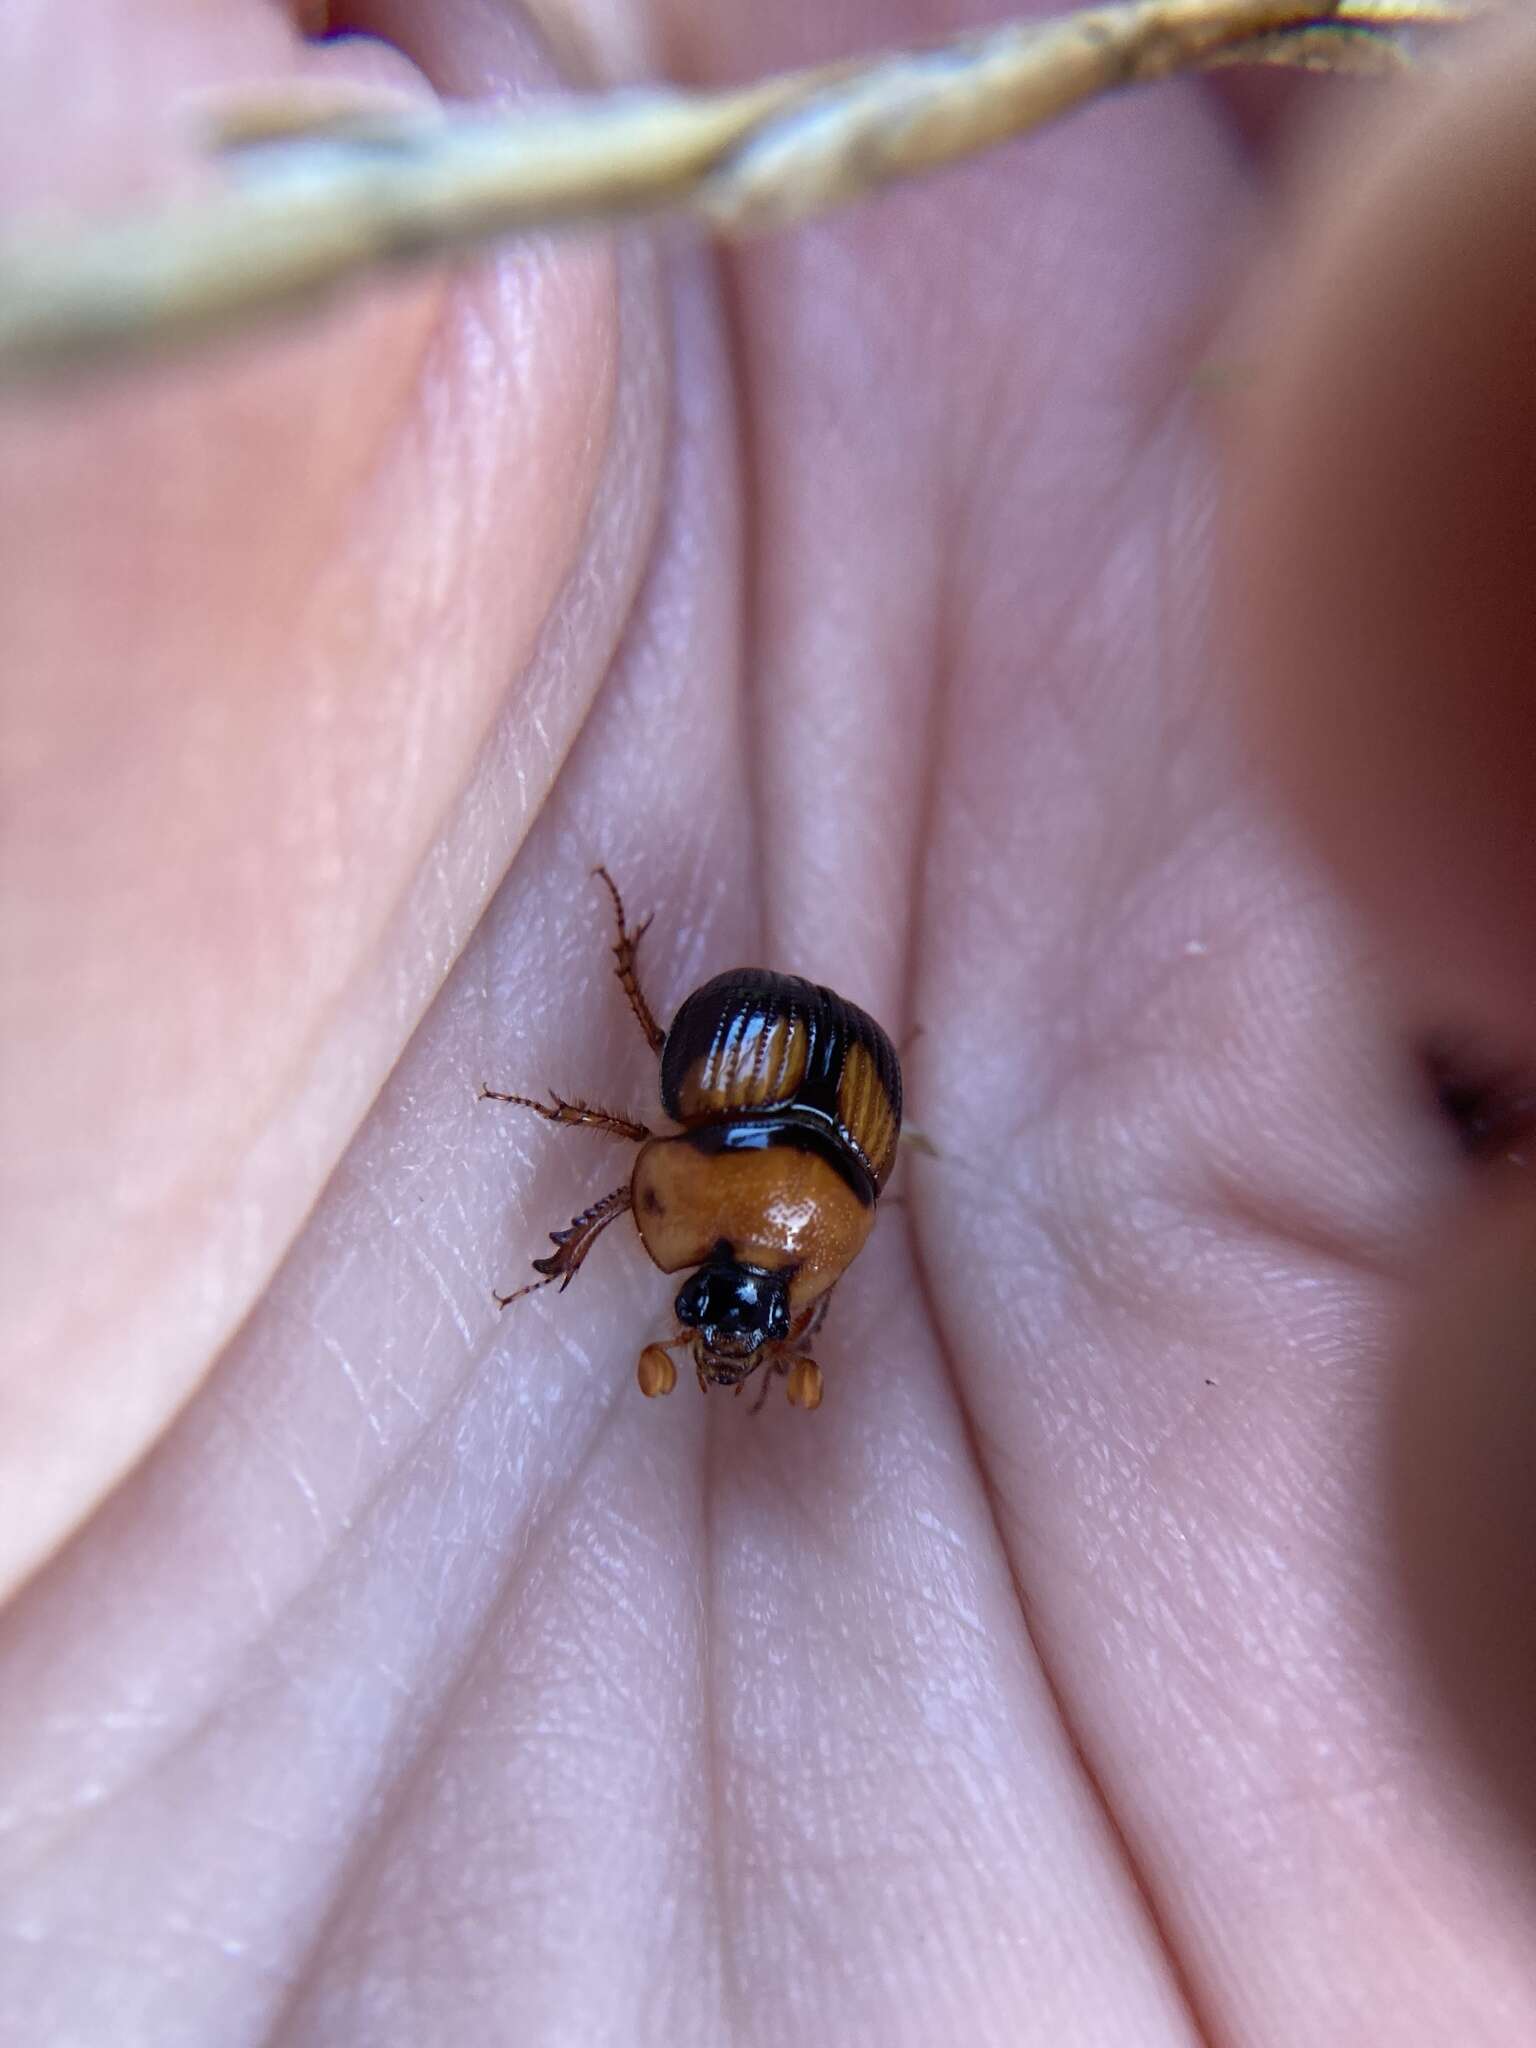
[1391,1189,1536,1867]
[1233,18,1536,1063]
[0,1,653,1598]
[1232,18,1536,1871]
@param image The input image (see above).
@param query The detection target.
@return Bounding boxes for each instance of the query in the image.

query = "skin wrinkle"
[2,808,690,1886]
[257,1425,720,2031]
[713,254,768,960]
[699,1435,744,2048]
[910,1165,1218,2048]
[673,226,753,2048]
[1000,468,1207,999]
[260,1383,635,2048]
[876,478,1191,2025]
[0,1294,602,1893]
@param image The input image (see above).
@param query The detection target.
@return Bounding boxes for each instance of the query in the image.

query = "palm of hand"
[3,3,1533,2042]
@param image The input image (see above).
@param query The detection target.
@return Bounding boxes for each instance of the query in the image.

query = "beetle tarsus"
[481,1084,650,1143]
[593,864,666,1055]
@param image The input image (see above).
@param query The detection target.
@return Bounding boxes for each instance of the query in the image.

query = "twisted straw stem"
[0,0,1487,387]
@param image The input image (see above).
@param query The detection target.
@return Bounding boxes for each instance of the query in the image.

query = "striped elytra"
[659,968,903,1196]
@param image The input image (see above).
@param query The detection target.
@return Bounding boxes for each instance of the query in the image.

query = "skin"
[2,1,1535,2042]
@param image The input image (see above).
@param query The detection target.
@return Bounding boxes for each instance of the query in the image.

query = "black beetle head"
[675,1256,790,1374]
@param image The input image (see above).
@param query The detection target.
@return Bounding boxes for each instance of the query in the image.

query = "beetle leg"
[789,1295,831,1347]
[747,1355,786,1416]
[494,1183,632,1308]
[479,1084,651,1143]
[593,864,666,1055]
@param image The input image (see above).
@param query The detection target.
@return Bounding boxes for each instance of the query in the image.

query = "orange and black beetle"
[483,868,902,1411]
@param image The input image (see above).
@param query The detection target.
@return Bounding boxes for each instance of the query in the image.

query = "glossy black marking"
[681,1114,876,1205]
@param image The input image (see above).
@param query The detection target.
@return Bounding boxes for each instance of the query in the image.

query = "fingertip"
[1391,1189,1536,1866]
[1231,20,1536,1061]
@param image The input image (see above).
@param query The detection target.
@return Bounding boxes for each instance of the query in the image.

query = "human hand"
[3,2,1533,2041]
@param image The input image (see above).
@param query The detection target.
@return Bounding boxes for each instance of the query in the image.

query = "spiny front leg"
[494,1183,633,1309]
[593,864,665,1055]
[479,1085,651,1143]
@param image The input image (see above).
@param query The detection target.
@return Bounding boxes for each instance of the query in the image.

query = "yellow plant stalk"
[0,0,1491,387]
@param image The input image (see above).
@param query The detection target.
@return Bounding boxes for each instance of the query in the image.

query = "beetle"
[483,867,902,1411]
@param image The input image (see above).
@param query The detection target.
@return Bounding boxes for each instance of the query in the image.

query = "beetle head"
[675,1253,790,1380]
